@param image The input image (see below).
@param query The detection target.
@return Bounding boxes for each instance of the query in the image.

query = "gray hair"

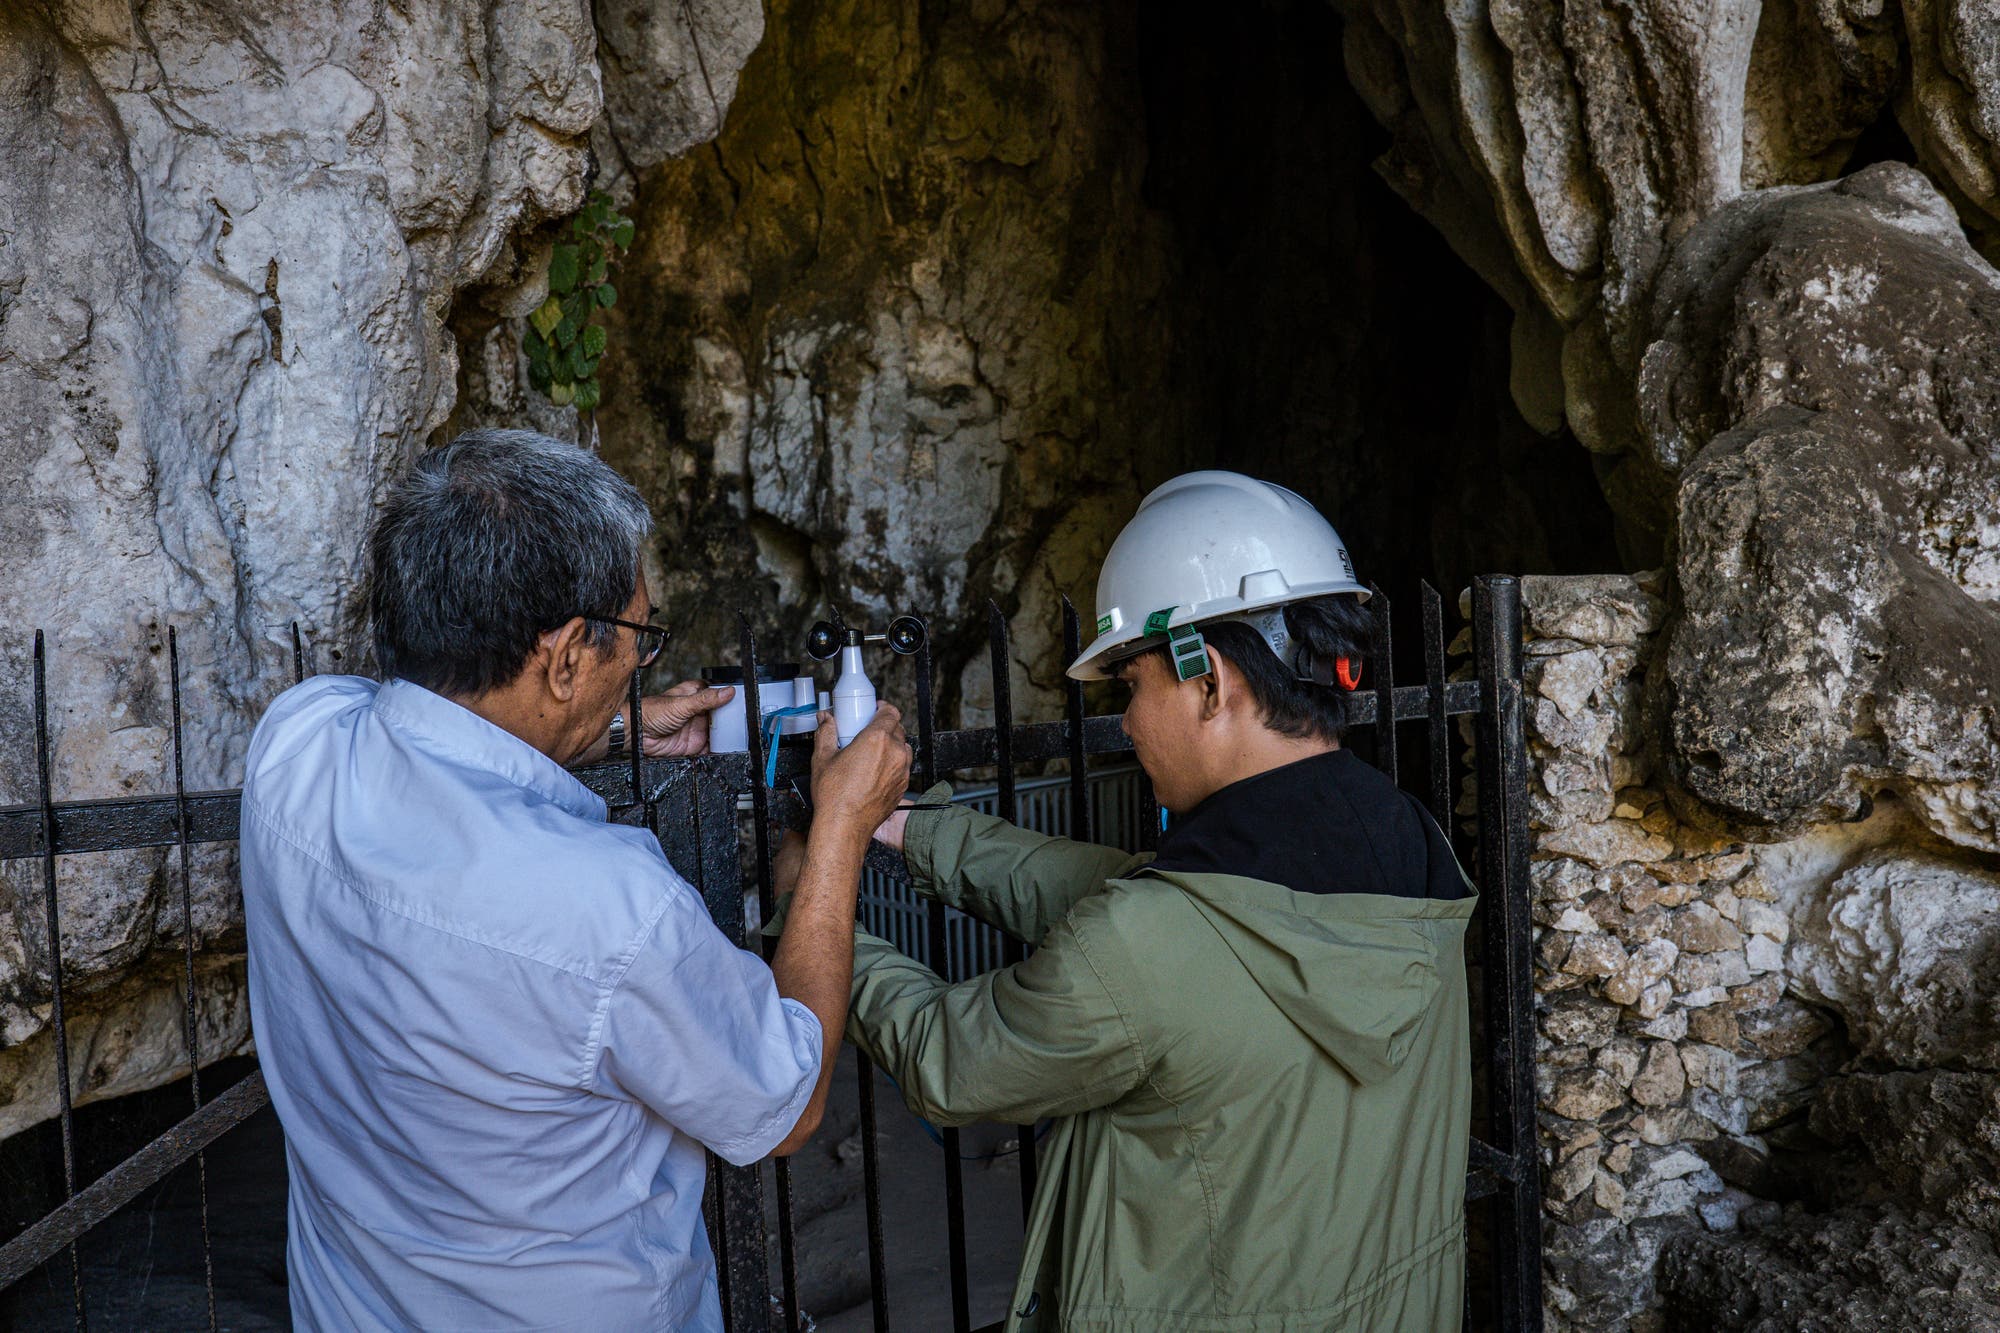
[369,429,653,696]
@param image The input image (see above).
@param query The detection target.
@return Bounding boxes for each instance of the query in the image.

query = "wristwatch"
[607,709,627,756]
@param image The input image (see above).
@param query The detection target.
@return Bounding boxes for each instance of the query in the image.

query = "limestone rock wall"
[1521,574,2000,1330]
[0,0,758,1140]
[445,0,1617,727]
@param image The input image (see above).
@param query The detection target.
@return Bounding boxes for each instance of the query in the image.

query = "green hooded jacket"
[844,789,1478,1332]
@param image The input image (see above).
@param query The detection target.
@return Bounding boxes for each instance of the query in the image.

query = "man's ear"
[1197,650,1231,723]
[538,616,590,703]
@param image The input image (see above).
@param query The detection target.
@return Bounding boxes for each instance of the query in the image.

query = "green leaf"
[527,359,552,393]
[548,244,580,293]
[571,216,590,239]
[611,220,635,250]
[587,257,608,286]
[574,379,602,412]
[596,283,617,308]
[582,324,607,358]
[570,342,591,379]
[529,295,563,340]
[549,380,576,407]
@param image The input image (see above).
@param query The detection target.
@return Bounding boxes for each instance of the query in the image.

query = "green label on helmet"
[1144,607,1177,636]
[1097,614,1113,636]
[1168,624,1211,681]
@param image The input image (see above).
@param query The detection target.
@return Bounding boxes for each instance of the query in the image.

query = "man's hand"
[809,705,912,834]
[764,706,910,1158]
[873,807,912,852]
[639,681,735,757]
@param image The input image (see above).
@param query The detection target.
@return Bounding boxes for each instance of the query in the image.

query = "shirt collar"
[372,678,607,822]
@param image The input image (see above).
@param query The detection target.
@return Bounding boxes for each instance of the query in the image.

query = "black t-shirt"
[1145,748,1467,900]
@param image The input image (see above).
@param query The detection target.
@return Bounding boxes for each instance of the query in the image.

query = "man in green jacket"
[787,472,1477,1331]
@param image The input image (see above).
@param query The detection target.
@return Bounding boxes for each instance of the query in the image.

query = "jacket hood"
[1136,836,1475,1085]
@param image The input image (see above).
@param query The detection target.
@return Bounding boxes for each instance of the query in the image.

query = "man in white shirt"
[240,428,912,1331]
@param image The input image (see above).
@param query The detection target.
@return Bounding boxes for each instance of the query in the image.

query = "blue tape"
[760,703,823,788]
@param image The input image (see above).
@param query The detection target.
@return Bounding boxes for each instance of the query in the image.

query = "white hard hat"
[1067,471,1369,681]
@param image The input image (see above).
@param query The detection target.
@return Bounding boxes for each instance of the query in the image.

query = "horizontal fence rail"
[0,577,1540,1331]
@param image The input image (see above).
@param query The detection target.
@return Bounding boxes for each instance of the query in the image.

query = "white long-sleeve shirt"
[241,676,820,1331]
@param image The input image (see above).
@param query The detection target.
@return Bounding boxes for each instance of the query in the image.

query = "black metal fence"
[0,576,1541,1330]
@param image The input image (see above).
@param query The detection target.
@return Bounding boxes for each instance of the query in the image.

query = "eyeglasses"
[579,613,670,668]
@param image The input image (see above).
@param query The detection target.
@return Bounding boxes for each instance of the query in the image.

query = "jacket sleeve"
[844,901,1149,1127]
[905,801,1151,945]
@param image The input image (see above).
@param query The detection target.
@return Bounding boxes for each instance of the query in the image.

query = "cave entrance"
[566,0,1616,716]
[1133,0,1618,604]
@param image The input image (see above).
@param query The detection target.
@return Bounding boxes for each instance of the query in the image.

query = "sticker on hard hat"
[1097,614,1113,636]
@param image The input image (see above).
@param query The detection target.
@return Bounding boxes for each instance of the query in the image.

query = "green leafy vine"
[525,191,635,412]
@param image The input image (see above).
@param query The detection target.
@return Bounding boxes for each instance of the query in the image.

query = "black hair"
[1118,595,1375,743]
[369,429,653,696]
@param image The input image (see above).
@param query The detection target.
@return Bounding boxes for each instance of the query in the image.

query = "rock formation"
[0,0,759,1139]
[2,1,1999,1327]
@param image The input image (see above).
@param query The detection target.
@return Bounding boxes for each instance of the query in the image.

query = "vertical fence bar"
[737,616,799,1332]
[693,768,770,1332]
[856,1046,890,1333]
[1369,586,1398,786]
[1421,583,1452,829]
[167,630,220,1332]
[627,668,653,830]
[1061,598,1095,847]
[32,632,88,1331]
[1472,575,1542,1332]
[988,603,1038,1219]
[913,639,972,1333]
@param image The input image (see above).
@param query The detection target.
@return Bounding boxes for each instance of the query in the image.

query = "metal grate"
[0,578,1543,1331]
[856,765,1149,979]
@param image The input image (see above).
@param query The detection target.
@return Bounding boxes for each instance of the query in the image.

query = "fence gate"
[0,575,1541,1330]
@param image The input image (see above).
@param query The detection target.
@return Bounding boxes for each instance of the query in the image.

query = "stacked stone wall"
[1519,574,2000,1330]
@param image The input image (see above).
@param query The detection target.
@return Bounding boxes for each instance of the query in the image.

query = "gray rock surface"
[1649,166,2000,851]
[1789,849,2000,1068]
[1660,1202,2000,1331]
[0,0,758,1139]
[1814,1069,2000,1236]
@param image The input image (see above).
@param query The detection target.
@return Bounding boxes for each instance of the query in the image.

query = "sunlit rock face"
[1649,166,2000,854]
[0,0,756,1140]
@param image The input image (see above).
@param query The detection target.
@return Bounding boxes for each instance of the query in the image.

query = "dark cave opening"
[1135,0,1622,607]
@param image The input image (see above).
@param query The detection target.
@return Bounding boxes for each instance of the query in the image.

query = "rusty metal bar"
[856,1047,890,1332]
[0,1072,270,1292]
[988,602,1038,1219]
[167,629,219,1332]
[1473,575,1542,1332]
[1061,598,1095,848]
[910,634,971,1333]
[690,766,768,1332]
[627,666,652,833]
[737,615,799,1332]
[1421,583,1453,831]
[1369,586,1398,786]
[32,631,88,1330]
